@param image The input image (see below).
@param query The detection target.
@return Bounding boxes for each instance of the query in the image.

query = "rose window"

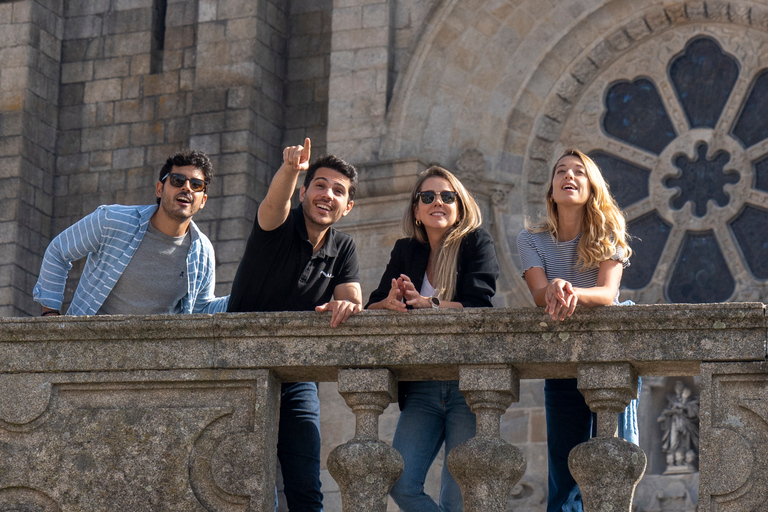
[557,28,768,304]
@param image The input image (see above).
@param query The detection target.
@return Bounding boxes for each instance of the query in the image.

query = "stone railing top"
[1,303,765,381]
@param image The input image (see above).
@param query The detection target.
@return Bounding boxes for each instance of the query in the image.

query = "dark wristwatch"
[429,296,440,309]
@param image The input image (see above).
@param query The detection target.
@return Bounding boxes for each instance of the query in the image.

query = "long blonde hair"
[528,149,632,270]
[403,166,482,300]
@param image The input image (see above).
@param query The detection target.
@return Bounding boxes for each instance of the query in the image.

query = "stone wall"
[0,0,62,317]
[0,303,764,511]
[4,0,768,509]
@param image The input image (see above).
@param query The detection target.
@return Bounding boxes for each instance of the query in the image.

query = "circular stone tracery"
[535,22,768,304]
[666,142,738,217]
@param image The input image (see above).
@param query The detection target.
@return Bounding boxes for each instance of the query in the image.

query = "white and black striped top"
[517,230,629,305]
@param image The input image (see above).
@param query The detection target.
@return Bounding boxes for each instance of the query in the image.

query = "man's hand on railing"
[315,299,362,328]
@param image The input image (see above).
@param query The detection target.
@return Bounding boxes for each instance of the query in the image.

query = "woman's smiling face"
[414,176,459,238]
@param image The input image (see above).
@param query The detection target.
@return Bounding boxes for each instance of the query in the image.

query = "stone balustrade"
[0,303,765,511]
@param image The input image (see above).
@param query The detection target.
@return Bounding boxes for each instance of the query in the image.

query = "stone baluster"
[327,369,403,512]
[447,365,527,512]
[569,363,647,512]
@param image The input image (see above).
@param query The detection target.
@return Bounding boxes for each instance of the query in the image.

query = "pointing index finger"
[301,138,311,163]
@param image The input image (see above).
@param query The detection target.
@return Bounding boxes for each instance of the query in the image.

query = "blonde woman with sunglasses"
[517,149,636,512]
[367,166,499,512]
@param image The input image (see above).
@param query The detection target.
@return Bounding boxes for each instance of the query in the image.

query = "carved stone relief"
[0,370,279,512]
[700,362,768,511]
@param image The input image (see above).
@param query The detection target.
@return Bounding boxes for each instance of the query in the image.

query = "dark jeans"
[545,378,639,512]
[277,382,323,512]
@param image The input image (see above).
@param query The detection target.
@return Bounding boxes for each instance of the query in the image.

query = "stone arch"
[382,0,624,167]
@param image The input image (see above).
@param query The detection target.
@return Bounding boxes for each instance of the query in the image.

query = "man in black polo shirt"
[228,138,361,511]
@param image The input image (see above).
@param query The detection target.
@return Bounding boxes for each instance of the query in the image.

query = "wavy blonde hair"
[528,149,632,270]
[403,166,482,300]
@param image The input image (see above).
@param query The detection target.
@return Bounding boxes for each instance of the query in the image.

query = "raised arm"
[257,138,311,231]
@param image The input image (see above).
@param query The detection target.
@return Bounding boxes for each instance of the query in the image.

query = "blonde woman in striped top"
[517,148,636,512]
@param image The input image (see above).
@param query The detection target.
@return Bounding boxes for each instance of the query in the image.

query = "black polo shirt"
[227,206,359,312]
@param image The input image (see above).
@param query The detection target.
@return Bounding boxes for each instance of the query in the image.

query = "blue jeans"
[390,380,476,512]
[277,382,323,512]
[544,378,639,512]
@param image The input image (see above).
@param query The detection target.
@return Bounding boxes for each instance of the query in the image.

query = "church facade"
[4,0,767,509]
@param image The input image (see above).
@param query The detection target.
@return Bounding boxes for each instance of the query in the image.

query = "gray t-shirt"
[98,222,191,315]
[516,230,628,305]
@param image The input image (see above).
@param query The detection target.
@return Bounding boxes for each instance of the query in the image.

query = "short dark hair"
[303,155,358,201]
[157,149,213,204]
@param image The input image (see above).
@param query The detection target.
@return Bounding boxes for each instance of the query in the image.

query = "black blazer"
[366,227,499,308]
[366,227,500,408]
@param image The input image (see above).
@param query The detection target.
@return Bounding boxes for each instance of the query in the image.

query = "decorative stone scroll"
[447,365,526,512]
[570,363,647,512]
[327,369,403,512]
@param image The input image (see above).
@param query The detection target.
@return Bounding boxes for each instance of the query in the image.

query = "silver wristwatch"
[429,296,440,309]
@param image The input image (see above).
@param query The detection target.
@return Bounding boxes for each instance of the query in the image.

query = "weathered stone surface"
[212,303,764,381]
[578,363,639,437]
[448,365,527,512]
[570,438,647,512]
[0,368,280,511]
[571,363,647,511]
[699,361,768,511]
[328,369,402,512]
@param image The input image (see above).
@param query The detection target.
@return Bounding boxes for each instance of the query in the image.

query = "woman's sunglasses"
[161,173,208,193]
[416,191,457,205]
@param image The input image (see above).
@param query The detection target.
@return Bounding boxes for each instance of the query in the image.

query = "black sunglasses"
[161,173,208,193]
[416,190,457,205]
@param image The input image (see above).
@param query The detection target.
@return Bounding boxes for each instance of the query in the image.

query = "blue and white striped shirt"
[33,204,228,316]
[517,230,628,305]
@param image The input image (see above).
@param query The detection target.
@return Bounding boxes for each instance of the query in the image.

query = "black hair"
[303,155,358,201]
[157,149,213,204]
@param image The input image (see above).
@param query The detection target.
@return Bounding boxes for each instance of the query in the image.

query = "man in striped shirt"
[33,149,228,316]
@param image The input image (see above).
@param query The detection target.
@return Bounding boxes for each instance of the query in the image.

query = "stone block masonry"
[45,0,296,308]
[0,0,63,317]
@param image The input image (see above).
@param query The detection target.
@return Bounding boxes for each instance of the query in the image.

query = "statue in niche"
[657,380,700,474]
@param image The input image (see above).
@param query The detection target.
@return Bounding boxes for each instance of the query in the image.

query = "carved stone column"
[327,369,403,512]
[447,365,527,512]
[569,363,647,512]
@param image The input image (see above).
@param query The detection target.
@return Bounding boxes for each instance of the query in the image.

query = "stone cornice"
[2,303,764,380]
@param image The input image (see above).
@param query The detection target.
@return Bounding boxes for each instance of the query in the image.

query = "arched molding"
[381,0,620,165]
[522,0,768,205]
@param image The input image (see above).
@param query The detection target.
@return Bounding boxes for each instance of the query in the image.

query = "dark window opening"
[150,0,168,74]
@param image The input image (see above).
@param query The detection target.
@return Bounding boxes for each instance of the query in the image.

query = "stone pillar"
[447,365,527,512]
[327,369,403,512]
[0,0,62,317]
[569,363,647,512]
